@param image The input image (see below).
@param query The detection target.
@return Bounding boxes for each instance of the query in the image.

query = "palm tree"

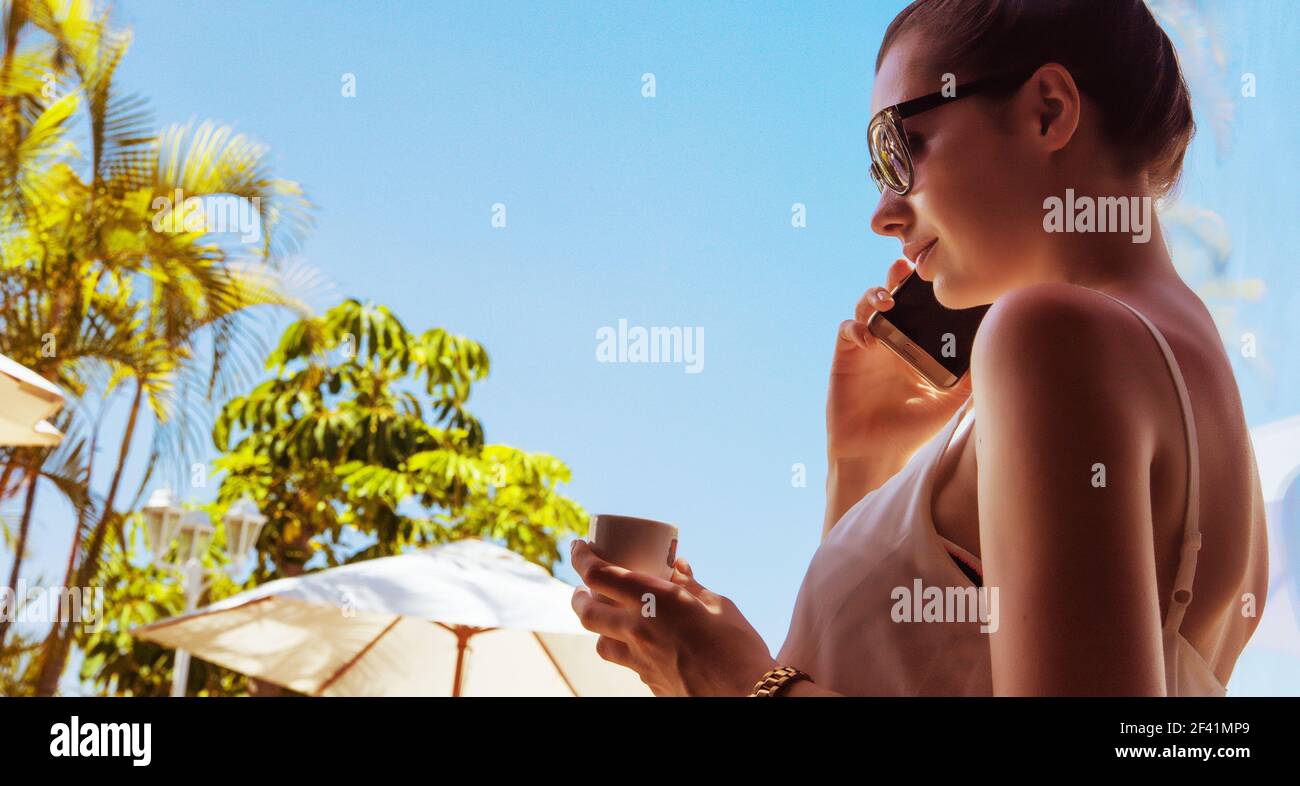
[0,0,312,694]
[0,427,97,658]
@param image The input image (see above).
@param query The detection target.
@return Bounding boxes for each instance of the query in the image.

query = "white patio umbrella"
[0,353,63,446]
[134,538,652,696]
[1246,414,1300,656]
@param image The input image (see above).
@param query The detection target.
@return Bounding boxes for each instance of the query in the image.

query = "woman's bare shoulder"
[971,281,1173,424]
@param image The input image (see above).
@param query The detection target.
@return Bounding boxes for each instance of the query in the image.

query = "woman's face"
[870,33,1052,309]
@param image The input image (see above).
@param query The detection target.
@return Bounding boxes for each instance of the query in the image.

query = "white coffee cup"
[588,514,679,581]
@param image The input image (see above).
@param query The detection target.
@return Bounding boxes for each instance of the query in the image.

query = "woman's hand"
[827,258,972,464]
[569,539,778,696]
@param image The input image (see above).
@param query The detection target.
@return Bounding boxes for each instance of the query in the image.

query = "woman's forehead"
[871,34,939,114]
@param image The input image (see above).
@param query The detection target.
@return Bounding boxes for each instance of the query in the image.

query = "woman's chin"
[932,276,979,311]
[924,258,985,309]
[930,275,955,306]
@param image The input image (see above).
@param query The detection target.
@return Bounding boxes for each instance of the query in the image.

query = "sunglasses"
[868,66,1040,196]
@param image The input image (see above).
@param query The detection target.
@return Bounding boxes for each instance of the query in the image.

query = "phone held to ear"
[866,271,991,389]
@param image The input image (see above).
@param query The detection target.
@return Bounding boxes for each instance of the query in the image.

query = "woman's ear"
[1023,63,1081,153]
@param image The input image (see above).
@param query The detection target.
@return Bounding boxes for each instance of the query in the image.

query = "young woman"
[570,0,1269,696]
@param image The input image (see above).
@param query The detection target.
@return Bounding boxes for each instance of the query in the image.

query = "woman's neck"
[1034,176,1181,292]
[1038,213,1180,293]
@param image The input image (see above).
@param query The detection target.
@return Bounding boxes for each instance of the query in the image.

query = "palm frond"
[38,431,101,526]
[152,120,314,260]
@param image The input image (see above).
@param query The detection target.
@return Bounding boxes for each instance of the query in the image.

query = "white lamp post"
[142,491,266,697]
[224,497,268,562]
[142,489,184,563]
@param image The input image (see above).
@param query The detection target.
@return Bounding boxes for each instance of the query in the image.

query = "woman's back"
[928,279,1268,688]
[1113,280,1268,685]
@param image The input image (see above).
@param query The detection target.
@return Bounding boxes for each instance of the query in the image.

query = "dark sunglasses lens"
[869,120,909,193]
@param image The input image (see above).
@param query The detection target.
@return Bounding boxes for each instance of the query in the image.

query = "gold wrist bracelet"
[747,665,812,697]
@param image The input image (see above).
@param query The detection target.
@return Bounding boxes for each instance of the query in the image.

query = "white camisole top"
[777,290,1227,696]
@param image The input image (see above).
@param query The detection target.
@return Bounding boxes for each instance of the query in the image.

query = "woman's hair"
[877,0,1195,196]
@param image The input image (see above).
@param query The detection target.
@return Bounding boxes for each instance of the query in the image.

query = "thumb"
[671,557,708,598]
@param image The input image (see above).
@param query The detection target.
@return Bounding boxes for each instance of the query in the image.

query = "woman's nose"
[869,189,911,239]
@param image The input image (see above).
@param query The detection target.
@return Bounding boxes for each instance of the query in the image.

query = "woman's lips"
[915,239,938,275]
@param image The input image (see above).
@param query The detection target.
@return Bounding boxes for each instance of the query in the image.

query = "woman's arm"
[971,284,1168,696]
[823,455,904,539]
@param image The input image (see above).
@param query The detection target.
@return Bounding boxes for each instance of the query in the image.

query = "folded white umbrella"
[1246,414,1300,656]
[134,538,652,696]
[0,354,63,447]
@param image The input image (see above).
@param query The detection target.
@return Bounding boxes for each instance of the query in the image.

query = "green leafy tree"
[214,299,588,578]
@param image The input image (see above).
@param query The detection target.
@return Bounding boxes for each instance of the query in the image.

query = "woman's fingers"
[853,285,894,323]
[886,257,913,290]
[594,634,638,670]
[572,587,640,640]
[571,539,670,607]
[837,318,873,350]
[841,260,912,348]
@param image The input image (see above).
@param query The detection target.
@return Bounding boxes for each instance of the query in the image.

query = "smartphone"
[866,272,991,388]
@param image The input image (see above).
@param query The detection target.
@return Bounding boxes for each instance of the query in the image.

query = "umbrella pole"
[451,626,470,697]
[440,624,494,697]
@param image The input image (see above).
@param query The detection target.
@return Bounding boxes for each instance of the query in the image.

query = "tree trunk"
[0,462,18,503]
[34,380,143,696]
[0,452,40,651]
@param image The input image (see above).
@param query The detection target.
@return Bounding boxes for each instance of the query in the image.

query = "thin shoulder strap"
[1092,290,1202,638]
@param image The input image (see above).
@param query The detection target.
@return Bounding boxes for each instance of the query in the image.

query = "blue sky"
[6,0,1298,695]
